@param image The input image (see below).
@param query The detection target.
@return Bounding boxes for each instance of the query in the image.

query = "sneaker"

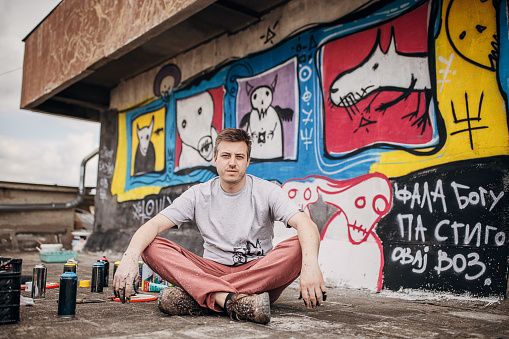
[225,292,270,324]
[158,286,208,316]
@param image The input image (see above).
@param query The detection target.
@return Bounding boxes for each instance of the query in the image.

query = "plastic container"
[38,244,63,252]
[0,257,22,325]
[39,251,78,263]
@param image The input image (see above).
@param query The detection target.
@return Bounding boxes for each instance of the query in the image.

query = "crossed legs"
[141,235,302,312]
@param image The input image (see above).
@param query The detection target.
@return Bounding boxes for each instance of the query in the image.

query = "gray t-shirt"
[159,174,300,265]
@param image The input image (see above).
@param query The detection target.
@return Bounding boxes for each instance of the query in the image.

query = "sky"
[0,0,100,187]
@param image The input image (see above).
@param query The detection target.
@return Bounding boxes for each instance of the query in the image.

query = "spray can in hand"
[58,272,78,318]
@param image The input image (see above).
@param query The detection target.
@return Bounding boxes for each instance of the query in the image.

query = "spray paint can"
[32,264,47,300]
[138,261,144,288]
[98,257,109,287]
[91,262,104,293]
[67,258,78,273]
[113,261,120,277]
[141,262,154,284]
[63,262,77,274]
[57,271,77,318]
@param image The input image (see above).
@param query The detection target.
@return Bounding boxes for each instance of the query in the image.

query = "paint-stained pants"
[141,235,302,313]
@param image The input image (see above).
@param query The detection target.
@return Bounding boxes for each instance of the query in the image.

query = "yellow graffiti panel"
[371,0,509,177]
[130,108,166,176]
[111,112,163,203]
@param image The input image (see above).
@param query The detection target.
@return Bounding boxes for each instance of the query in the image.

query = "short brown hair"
[214,128,252,158]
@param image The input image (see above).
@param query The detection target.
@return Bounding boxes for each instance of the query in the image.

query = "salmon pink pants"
[141,235,302,312]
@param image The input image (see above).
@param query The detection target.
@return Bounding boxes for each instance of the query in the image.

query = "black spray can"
[98,257,109,287]
[32,264,47,300]
[58,272,77,318]
[91,262,104,293]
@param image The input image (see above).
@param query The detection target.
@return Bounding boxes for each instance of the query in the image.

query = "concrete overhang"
[21,0,289,122]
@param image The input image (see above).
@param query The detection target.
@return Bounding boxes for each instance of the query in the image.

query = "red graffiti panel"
[321,2,434,155]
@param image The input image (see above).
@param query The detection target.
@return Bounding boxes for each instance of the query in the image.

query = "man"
[113,128,326,324]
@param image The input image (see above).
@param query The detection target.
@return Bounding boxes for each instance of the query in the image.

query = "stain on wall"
[96,0,509,296]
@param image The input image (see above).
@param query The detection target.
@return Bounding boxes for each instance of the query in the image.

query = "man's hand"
[112,250,139,303]
[299,261,327,309]
[288,212,327,309]
[112,214,176,303]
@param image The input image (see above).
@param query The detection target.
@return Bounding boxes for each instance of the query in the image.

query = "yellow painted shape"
[111,112,163,203]
[130,108,166,176]
[371,0,509,177]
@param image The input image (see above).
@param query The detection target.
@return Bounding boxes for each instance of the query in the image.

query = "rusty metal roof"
[21,0,289,122]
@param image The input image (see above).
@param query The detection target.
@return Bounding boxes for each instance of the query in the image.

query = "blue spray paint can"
[91,262,104,293]
[58,271,77,318]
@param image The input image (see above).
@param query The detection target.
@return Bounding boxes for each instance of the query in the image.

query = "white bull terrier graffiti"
[176,91,218,171]
[282,173,392,291]
[329,29,432,135]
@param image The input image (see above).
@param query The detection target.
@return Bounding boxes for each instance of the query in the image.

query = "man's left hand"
[299,262,327,309]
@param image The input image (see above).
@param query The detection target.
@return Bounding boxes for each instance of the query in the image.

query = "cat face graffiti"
[250,86,273,116]
[136,117,154,156]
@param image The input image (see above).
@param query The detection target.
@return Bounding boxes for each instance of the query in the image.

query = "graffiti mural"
[378,157,508,296]
[175,88,223,172]
[321,4,437,156]
[237,58,298,160]
[283,173,392,291]
[102,0,509,296]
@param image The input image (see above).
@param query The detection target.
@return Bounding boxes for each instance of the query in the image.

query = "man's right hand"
[112,250,140,303]
[111,215,176,302]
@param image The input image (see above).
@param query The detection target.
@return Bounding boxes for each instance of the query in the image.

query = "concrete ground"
[1,251,508,338]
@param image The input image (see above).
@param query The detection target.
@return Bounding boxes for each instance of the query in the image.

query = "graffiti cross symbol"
[450,92,488,150]
[300,128,313,150]
[438,53,456,93]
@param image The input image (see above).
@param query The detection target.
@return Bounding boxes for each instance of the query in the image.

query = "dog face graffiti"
[282,173,392,290]
[321,2,437,155]
[283,174,392,244]
[176,91,218,170]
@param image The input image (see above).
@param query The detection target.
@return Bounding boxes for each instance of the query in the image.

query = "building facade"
[22,0,509,297]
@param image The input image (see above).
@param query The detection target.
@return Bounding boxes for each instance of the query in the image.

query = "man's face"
[214,141,250,190]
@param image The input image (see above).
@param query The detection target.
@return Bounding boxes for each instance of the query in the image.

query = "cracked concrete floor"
[1,251,508,338]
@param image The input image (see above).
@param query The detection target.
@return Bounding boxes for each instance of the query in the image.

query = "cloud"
[0,1,101,188]
[0,131,99,187]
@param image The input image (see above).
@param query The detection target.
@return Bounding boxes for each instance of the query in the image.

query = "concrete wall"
[92,0,509,297]
[0,182,78,250]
